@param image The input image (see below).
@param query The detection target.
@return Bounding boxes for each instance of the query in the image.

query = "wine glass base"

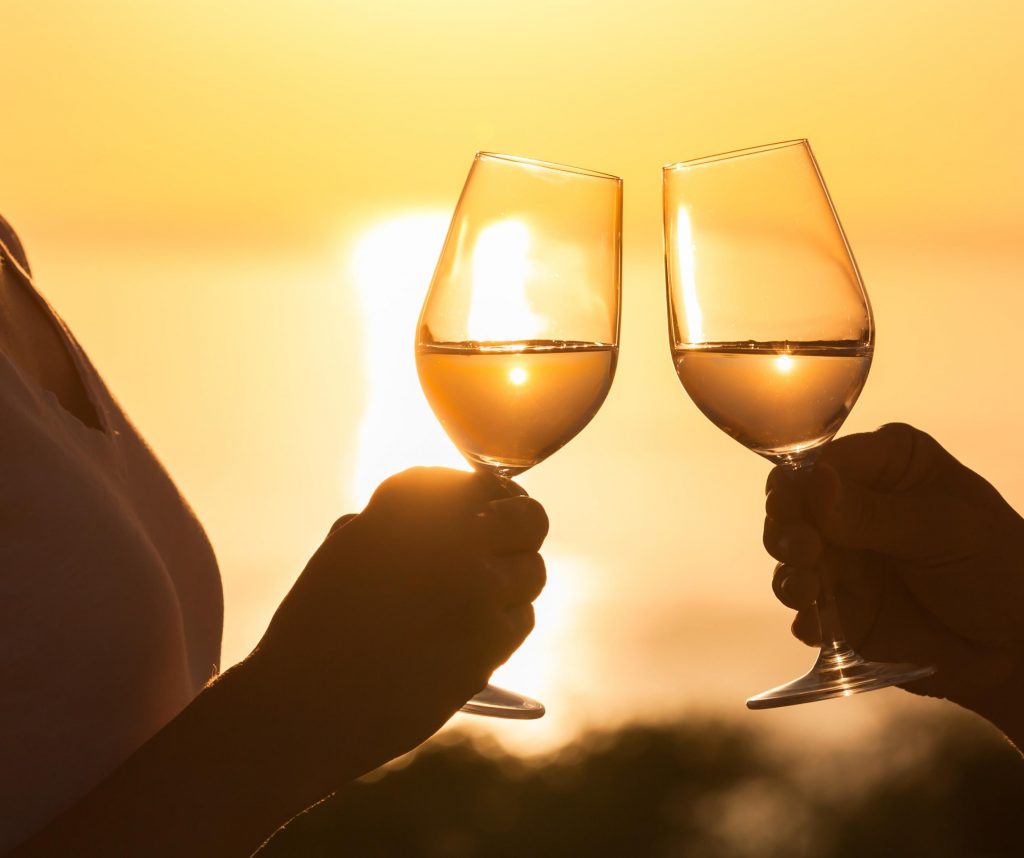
[460,683,546,719]
[746,642,937,710]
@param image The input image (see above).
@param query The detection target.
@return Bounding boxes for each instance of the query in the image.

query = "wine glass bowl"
[663,140,935,708]
[417,339,618,478]
[418,152,622,718]
[671,339,873,469]
[664,139,875,469]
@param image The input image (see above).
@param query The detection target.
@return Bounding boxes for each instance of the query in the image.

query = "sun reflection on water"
[774,353,794,374]
[349,213,588,751]
[348,211,465,507]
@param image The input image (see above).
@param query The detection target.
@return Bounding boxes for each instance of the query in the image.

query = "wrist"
[215,654,342,810]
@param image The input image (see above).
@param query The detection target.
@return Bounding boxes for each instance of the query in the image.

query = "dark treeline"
[259,712,1024,857]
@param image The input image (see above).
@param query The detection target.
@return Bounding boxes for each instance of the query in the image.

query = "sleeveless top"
[0,232,223,849]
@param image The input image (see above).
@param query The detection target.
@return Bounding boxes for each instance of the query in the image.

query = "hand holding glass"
[417,152,622,718]
[663,140,935,708]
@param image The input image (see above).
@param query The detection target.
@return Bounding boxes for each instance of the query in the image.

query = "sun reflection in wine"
[349,213,586,751]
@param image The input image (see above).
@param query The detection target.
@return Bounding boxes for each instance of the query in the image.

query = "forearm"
[9,660,332,858]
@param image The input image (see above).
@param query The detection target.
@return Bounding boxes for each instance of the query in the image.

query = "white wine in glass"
[672,341,872,463]
[663,139,935,709]
[417,152,622,719]
[417,341,617,477]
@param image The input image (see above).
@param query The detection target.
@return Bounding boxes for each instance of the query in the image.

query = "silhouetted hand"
[763,423,1024,742]
[247,467,548,791]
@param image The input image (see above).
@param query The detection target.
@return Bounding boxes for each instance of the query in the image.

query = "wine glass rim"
[477,151,621,182]
[663,139,810,171]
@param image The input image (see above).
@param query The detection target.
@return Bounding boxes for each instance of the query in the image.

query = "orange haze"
[2,0,1022,750]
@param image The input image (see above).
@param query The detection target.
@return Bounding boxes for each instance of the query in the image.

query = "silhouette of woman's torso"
[0,226,223,849]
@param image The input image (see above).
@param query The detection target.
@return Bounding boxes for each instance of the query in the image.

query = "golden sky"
[2,0,1022,750]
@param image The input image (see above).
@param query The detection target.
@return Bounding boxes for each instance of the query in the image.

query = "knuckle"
[764,488,785,521]
[762,519,790,561]
[393,466,429,485]
[791,610,820,646]
[875,421,914,439]
[521,606,536,637]
[771,562,790,600]
[873,423,932,485]
[382,466,463,496]
[518,603,536,631]
[511,605,536,644]
[515,495,547,521]
[328,513,358,536]
[521,554,547,601]
[500,478,529,498]
[777,565,819,610]
[369,468,421,502]
[527,499,550,539]
[874,422,927,457]
[494,496,549,546]
[531,553,547,587]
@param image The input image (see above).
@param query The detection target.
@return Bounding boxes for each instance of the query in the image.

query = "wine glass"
[662,139,935,709]
[417,152,622,719]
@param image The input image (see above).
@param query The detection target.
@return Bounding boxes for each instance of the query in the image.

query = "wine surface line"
[673,339,872,465]
[417,340,617,477]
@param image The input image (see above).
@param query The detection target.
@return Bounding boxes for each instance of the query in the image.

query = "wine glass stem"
[786,457,849,651]
[815,575,847,649]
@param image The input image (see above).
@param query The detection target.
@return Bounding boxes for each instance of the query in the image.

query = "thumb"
[808,463,938,558]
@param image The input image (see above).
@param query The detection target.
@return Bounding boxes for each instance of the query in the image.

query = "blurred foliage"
[259,711,1024,857]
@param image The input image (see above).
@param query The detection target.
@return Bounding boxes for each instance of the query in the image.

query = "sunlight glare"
[351,214,587,753]
[774,353,794,374]
[468,219,543,343]
[675,205,704,343]
[349,212,467,507]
